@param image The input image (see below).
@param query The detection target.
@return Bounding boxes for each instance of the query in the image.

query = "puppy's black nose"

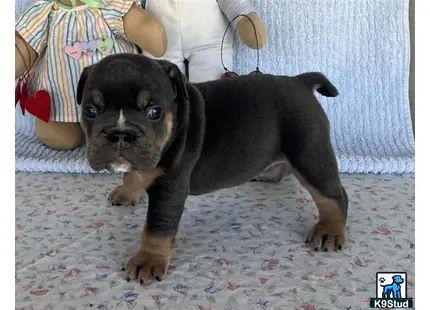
[106,130,136,150]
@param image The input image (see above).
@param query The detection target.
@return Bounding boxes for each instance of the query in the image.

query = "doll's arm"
[237,13,267,49]
[217,0,267,50]
[123,3,167,57]
[15,32,38,79]
[15,1,53,80]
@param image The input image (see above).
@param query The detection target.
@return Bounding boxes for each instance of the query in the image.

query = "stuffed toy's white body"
[141,0,255,83]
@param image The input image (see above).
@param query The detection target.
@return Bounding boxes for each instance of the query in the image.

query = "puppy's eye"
[146,107,162,120]
[85,106,98,119]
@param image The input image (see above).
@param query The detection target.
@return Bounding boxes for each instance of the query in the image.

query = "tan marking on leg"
[108,168,163,206]
[306,186,346,224]
[293,170,346,251]
[140,224,173,257]
[125,224,173,283]
[124,168,164,192]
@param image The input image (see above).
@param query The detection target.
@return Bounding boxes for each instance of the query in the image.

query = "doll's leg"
[35,119,83,150]
[187,43,233,83]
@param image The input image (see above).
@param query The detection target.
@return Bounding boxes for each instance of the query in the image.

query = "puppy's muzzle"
[104,128,138,150]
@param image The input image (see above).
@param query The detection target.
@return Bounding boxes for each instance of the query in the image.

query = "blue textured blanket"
[15,0,414,173]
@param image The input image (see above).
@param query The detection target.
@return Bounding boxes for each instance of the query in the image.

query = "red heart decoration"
[24,90,51,122]
[15,83,20,105]
[19,83,28,115]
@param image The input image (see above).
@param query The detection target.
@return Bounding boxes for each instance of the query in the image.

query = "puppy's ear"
[156,60,189,103]
[155,60,191,170]
[77,65,94,105]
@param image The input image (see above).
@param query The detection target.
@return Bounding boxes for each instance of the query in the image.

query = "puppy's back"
[194,73,338,112]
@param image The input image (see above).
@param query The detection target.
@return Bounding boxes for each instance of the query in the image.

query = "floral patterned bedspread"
[15,172,415,310]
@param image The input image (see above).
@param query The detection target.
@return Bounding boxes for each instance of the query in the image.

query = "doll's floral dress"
[15,0,139,122]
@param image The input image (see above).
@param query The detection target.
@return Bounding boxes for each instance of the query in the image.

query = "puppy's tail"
[296,72,339,97]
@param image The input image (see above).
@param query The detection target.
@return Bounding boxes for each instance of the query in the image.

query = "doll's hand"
[237,13,267,50]
[123,3,167,57]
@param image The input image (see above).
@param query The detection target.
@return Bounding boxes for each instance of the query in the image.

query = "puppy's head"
[77,54,189,172]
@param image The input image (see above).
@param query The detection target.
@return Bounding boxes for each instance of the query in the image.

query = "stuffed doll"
[140,0,267,83]
[15,0,167,150]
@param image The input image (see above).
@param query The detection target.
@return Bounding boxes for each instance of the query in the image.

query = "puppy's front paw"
[108,185,141,206]
[124,249,171,283]
[306,220,345,251]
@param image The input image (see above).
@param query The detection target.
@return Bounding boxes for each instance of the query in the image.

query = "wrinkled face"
[77,54,180,172]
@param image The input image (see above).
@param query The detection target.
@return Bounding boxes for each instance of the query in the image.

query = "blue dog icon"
[381,275,404,298]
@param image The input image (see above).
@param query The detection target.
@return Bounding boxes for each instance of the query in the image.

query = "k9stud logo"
[370,272,413,308]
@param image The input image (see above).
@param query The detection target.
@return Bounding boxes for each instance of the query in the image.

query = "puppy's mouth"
[107,156,132,173]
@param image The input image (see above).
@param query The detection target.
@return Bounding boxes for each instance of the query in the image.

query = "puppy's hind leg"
[286,134,348,251]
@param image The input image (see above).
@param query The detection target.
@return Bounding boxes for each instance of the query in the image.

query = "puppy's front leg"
[124,179,188,283]
[124,223,175,283]
[109,170,162,206]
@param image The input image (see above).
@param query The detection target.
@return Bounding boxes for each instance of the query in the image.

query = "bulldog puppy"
[77,53,349,284]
